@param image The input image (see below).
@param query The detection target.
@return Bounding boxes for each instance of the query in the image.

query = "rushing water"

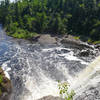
[0,25,99,100]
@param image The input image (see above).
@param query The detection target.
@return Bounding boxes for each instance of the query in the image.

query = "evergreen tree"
[0,0,100,41]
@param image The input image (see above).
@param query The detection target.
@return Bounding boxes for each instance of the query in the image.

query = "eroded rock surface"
[0,67,12,100]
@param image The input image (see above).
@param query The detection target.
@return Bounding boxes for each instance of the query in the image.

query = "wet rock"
[38,95,64,100]
[0,67,12,100]
[95,44,100,50]
[33,36,40,41]
[61,36,94,50]
[77,49,98,58]
[30,35,40,42]
[75,84,100,100]
[78,50,90,57]
[61,49,69,53]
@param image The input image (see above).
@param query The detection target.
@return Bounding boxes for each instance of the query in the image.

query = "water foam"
[22,73,59,100]
[68,56,100,97]
[58,50,88,65]
[2,61,11,79]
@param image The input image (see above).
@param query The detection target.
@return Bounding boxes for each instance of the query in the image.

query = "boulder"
[78,50,90,57]
[38,34,57,44]
[61,35,94,50]
[95,44,100,50]
[38,95,64,100]
[31,35,40,42]
[0,67,12,100]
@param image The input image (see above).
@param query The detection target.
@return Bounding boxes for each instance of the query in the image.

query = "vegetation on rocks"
[58,82,75,100]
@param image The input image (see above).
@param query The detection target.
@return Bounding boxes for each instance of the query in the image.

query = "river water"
[0,25,99,100]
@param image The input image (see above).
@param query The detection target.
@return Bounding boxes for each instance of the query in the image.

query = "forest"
[0,0,100,43]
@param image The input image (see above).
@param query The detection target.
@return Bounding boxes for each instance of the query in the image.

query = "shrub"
[10,28,39,39]
[12,28,27,39]
[58,81,75,100]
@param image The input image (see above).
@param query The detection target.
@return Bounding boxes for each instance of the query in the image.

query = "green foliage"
[93,41,100,44]
[73,36,80,40]
[0,75,3,84]
[12,28,28,39]
[8,28,39,39]
[58,82,75,100]
[87,38,93,43]
[97,3,100,7]
[79,4,85,8]
[0,0,100,41]
[0,75,3,96]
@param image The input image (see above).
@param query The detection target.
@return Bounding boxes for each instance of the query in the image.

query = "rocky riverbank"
[31,34,94,48]
[31,34,100,57]
[0,67,12,100]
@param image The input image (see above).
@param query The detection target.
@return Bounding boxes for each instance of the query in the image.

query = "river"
[0,24,99,100]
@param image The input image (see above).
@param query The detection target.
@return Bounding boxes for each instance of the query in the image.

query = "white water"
[2,62,11,79]
[67,56,100,99]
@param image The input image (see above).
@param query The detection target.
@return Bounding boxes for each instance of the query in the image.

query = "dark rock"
[61,37,94,50]
[38,95,64,100]
[78,50,90,57]
[31,35,40,42]
[61,49,69,53]
[95,44,100,50]
[0,67,12,100]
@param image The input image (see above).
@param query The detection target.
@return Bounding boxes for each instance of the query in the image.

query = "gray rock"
[61,38,94,50]
[38,35,57,44]
[38,95,64,100]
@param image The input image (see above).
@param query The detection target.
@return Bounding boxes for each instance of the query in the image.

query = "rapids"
[0,24,99,100]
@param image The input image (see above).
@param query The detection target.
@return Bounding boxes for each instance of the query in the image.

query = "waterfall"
[69,56,100,98]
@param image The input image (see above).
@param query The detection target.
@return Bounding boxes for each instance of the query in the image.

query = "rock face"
[38,95,64,100]
[60,35,94,49]
[38,34,57,44]
[77,50,91,57]
[0,67,12,100]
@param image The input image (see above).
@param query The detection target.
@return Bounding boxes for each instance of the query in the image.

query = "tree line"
[0,0,100,42]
